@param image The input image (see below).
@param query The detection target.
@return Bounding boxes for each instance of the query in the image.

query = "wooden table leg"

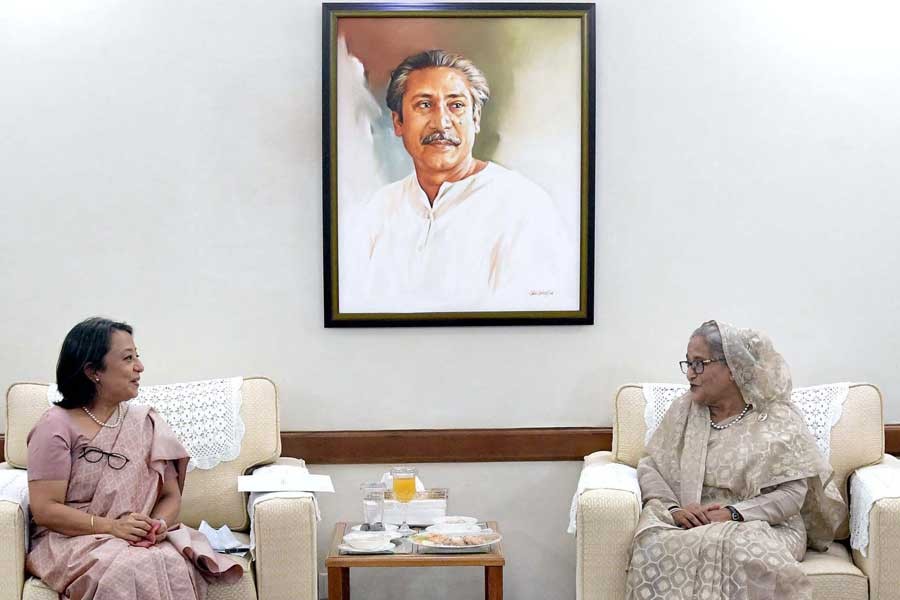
[328,566,350,600]
[485,565,503,600]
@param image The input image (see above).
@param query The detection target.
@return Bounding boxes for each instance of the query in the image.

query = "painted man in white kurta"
[345,50,577,313]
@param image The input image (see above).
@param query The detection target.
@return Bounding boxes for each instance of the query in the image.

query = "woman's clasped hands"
[671,503,732,529]
[109,512,168,546]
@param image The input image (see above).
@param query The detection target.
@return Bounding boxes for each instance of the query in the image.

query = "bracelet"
[90,514,95,534]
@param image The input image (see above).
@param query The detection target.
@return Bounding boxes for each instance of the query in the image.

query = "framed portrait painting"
[323,2,595,327]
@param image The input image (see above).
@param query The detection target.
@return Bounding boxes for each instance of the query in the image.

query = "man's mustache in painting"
[421,131,462,146]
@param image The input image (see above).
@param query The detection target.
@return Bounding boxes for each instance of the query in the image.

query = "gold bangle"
[90,514,95,534]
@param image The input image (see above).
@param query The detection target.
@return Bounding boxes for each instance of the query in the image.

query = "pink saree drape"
[27,405,242,600]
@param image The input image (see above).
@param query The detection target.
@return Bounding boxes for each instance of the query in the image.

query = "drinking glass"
[360,482,386,530]
[390,466,417,535]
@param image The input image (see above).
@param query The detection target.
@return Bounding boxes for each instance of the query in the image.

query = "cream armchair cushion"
[576,383,892,600]
[0,377,318,600]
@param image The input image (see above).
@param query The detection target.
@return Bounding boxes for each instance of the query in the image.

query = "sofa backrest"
[611,383,884,539]
[4,377,281,530]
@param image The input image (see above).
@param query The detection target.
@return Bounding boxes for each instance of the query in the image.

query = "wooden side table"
[325,521,505,599]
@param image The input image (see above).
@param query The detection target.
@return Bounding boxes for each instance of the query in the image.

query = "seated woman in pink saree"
[26,317,242,600]
[625,321,847,600]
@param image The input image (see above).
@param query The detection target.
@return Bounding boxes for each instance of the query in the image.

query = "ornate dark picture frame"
[323,2,595,327]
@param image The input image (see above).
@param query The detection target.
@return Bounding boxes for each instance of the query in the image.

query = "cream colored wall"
[2,1,899,598]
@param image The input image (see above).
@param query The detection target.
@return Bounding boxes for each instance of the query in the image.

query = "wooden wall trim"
[281,427,611,464]
[2,425,899,464]
[888,424,900,455]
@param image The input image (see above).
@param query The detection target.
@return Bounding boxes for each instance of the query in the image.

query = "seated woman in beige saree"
[626,320,847,600]
[26,317,242,600]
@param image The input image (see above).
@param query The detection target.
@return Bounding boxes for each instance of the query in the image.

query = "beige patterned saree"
[625,322,847,600]
[26,404,242,600]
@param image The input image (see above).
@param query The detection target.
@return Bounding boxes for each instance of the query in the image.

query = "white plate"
[343,531,397,548]
[338,542,396,554]
[409,532,501,554]
[432,515,478,526]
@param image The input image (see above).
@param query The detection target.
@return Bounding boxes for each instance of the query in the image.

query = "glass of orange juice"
[390,466,417,535]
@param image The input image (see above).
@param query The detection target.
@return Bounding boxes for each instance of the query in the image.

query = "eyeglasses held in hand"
[77,446,130,470]
[678,358,727,375]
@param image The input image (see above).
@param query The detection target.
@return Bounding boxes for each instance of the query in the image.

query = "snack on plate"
[417,532,499,547]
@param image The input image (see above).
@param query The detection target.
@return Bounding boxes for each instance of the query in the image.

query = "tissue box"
[376,488,448,526]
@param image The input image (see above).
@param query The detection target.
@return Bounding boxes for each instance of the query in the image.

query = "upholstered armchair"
[575,383,900,600]
[0,377,318,600]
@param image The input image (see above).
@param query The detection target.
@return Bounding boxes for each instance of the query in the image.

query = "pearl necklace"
[710,403,751,430]
[82,403,127,428]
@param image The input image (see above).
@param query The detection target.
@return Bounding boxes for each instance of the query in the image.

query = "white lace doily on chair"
[641,382,850,460]
[789,383,850,461]
[48,376,245,471]
[642,383,689,444]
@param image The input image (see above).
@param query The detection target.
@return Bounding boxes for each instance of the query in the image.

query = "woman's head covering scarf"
[645,320,847,550]
[719,323,791,410]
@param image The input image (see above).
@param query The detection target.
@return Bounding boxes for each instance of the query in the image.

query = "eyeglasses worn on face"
[77,446,130,470]
[679,358,727,375]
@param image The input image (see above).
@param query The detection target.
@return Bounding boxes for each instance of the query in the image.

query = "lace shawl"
[48,376,244,471]
[644,321,847,550]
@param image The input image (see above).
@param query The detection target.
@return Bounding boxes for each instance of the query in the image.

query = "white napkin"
[850,456,900,556]
[198,520,250,556]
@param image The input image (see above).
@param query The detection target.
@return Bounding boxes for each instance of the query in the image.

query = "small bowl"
[343,531,394,551]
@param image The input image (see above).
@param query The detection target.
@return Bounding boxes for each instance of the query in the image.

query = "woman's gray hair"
[386,49,490,123]
[692,320,725,360]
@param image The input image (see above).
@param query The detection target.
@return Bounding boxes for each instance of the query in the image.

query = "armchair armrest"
[0,463,27,600]
[852,454,900,600]
[574,451,641,600]
[249,457,319,600]
[253,494,318,600]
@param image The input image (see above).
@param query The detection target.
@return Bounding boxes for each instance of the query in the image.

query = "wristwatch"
[725,506,744,522]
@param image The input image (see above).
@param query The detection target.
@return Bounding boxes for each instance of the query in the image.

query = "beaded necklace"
[710,403,751,430]
[82,403,127,428]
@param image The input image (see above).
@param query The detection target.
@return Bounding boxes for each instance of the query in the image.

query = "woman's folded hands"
[108,512,167,546]
[671,503,731,528]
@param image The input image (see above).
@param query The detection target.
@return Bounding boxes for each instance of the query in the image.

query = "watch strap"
[725,505,744,521]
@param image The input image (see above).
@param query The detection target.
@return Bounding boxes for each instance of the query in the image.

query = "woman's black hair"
[55,317,133,409]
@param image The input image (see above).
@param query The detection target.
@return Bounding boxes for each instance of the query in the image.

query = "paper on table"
[238,472,334,493]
